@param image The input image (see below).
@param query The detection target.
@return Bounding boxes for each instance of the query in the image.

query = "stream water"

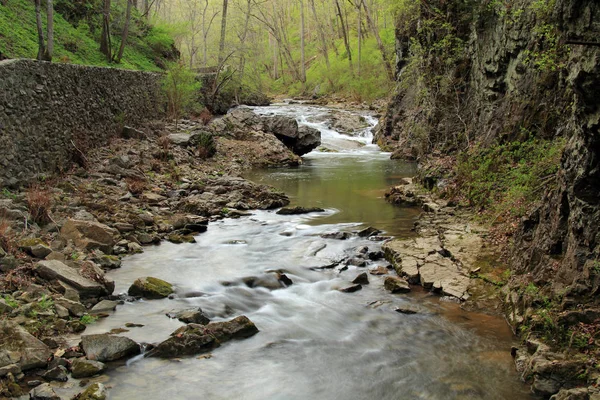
[82,103,532,400]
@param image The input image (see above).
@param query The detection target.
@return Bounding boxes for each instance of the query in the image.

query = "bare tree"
[34,0,46,61]
[115,0,133,63]
[334,0,352,69]
[360,0,393,81]
[44,0,54,61]
[299,0,306,84]
[100,0,112,62]
[218,0,229,64]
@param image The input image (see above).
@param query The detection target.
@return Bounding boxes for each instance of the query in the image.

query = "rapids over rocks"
[82,103,532,400]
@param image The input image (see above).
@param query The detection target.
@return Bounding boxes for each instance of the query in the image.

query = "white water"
[75,104,531,400]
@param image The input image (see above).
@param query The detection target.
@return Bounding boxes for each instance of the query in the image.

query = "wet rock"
[78,382,108,400]
[70,358,106,378]
[167,308,210,325]
[167,233,196,244]
[339,284,362,293]
[128,277,173,299]
[241,273,285,290]
[277,273,293,287]
[261,115,321,156]
[29,383,60,400]
[395,307,418,315]
[80,334,140,362]
[42,365,68,382]
[384,276,411,293]
[357,226,381,237]
[0,321,51,371]
[352,272,369,285]
[321,232,351,240]
[369,266,389,275]
[146,316,259,358]
[60,219,118,254]
[368,250,384,261]
[36,260,109,298]
[90,300,118,314]
[347,257,368,267]
[276,206,325,215]
[184,223,208,233]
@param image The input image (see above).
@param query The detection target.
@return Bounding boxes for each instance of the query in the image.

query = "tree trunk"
[218,0,228,65]
[34,0,46,60]
[299,0,306,84]
[43,0,54,61]
[115,0,132,63]
[100,0,112,62]
[237,0,252,81]
[361,0,394,81]
[309,0,329,69]
[334,0,352,69]
[357,0,361,77]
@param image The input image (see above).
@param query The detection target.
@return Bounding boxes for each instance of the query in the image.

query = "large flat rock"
[0,321,51,371]
[36,260,108,297]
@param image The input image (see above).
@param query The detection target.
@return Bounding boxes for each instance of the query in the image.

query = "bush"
[192,132,216,159]
[162,62,202,127]
[26,185,52,225]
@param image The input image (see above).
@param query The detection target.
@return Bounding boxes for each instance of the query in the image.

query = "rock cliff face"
[381,0,600,330]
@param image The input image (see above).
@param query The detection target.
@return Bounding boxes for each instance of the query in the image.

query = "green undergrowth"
[455,136,565,220]
[0,0,176,71]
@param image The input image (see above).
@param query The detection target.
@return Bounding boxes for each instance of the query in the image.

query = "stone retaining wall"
[0,59,163,187]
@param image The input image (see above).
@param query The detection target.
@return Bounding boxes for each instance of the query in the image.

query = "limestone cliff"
[381,0,600,387]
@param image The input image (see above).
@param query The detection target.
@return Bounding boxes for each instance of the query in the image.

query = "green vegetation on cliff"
[0,0,178,71]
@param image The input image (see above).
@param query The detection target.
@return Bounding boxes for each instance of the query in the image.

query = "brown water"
[76,104,532,400]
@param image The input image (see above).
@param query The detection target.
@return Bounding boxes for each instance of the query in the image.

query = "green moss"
[143,277,173,297]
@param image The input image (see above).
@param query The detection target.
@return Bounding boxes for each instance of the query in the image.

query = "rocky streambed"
[0,102,532,399]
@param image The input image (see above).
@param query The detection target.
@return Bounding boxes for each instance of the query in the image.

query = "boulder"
[0,298,14,314]
[71,358,106,378]
[0,321,51,371]
[276,206,325,215]
[60,219,118,254]
[42,365,68,382]
[146,315,258,358]
[18,238,51,258]
[36,260,109,298]
[167,308,210,325]
[261,116,321,156]
[29,383,60,400]
[384,276,411,293]
[358,226,382,238]
[321,232,352,240]
[128,277,174,299]
[80,334,140,362]
[90,300,118,314]
[339,284,362,293]
[352,272,369,285]
[78,382,108,400]
[369,266,389,275]
[54,297,86,317]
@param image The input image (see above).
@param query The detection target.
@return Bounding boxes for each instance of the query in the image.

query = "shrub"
[125,177,147,195]
[162,62,202,128]
[26,185,52,225]
[193,132,216,159]
[199,108,212,126]
[0,219,14,254]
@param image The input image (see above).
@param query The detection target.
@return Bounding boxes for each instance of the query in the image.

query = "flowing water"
[81,103,532,400]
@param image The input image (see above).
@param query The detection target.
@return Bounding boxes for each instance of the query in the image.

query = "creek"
[83,103,532,400]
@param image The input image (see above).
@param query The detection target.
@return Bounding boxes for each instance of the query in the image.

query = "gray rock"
[30,244,52,259]
[55,297,86,317]
[0,363,20,378]
[168,133,192,146]
[80,334,140,362]
[36,260,108,298]
[0,321,51,371]
[550,388,590,400]
[167,308,210,325]
[146,315,259,358]
[42,365,68,382]
[276,206,325,215]
[71,358,106,378]
[29,382,60,400]
[321,232,351,240]
[60,219,118,254]
[90,300,118,314]
[358,226,382,237]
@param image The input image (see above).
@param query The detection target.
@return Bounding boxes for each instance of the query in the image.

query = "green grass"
[0,0,172,71]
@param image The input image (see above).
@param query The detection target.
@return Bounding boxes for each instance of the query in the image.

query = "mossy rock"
[18,237,47,249]
[128,277,173,299]
[167,234,196,244]
[79,383,107,400]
